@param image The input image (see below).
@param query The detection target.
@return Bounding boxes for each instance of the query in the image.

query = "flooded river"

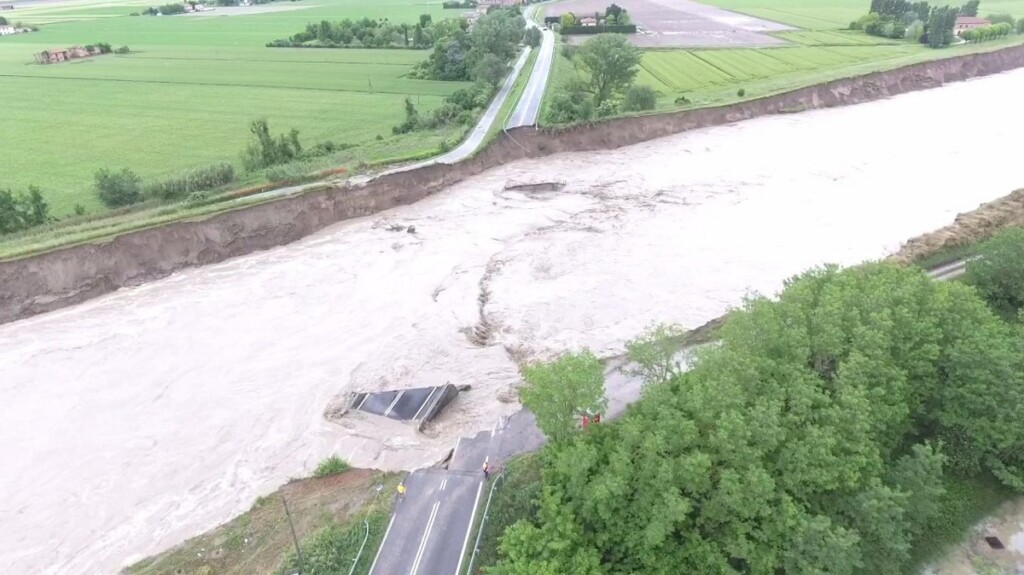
[3,69,1024,573]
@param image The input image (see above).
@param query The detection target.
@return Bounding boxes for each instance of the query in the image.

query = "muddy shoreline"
[3,44,1024,324]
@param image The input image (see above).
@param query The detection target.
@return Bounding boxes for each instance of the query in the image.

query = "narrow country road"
[506,21,555,128]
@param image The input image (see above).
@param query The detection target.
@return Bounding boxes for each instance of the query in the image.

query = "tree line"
[496,241,1024,574]
[267,14,452,49]
[410,8,524,81]
[852,0,1022,47]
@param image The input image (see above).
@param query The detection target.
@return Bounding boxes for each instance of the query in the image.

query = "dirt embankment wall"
[4,45,1024,325]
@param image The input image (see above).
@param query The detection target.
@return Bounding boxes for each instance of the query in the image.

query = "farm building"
[0,24,14,35]
[955,16,991,35]
[34,45,102,64]
[579,16,598,26]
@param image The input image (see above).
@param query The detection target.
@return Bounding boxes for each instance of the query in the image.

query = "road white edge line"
[367,514,396,575]
[455,481,486,575]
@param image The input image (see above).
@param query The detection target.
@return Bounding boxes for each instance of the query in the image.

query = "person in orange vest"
[582,414,590,430]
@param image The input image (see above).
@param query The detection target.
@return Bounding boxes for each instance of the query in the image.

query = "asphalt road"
[506,23,555,128]
[380,41,535,177]
[368,412,545,575]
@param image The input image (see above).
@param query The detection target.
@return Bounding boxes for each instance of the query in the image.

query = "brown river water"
[3,69,1024,573]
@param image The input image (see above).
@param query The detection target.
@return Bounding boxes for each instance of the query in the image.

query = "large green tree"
[966,227,1024,317]
[495,262,1024,574]
[519,350,607,443]
[574,33,642,106]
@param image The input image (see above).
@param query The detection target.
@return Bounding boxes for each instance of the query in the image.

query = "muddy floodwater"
[3,69,1024,573]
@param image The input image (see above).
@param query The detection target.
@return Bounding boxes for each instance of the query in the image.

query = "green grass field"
[701,0,1024,29]
[0,0,466,215]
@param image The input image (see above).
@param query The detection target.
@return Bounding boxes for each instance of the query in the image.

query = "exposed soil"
[3,44,1024,325]
[889,189,1024,265]
[124,468,400,575]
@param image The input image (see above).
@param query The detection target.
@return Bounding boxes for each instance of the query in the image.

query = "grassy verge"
[0,124,465,261]
[481,47,540,149]
[469,455,543,574]
[126,468,403,575]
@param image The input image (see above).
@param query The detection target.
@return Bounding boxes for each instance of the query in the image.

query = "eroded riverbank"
[4,43,1024,324]
[2,69,1024,573]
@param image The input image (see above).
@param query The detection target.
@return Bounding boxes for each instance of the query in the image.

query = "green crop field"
[0,0,468,215]
[701,0,1024,29]
[623,0,1024,111]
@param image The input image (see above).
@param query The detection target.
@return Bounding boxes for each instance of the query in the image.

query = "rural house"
[0,24,14,35]
[955,16,991,35]
[34,45,102,64]
[579,16,598,26]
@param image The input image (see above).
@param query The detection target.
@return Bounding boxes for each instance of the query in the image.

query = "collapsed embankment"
[3,44,1024,325]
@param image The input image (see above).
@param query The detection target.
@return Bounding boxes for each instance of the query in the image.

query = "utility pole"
[282,494,304,575]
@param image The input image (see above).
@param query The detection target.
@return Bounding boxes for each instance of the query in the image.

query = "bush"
[185,190,210,205]
[114,45,130,54]
[595,99,618,118]
[987,13,1015,25]
[264,161,314,182]
[736,88,746,97]
[241,119,303,171]
[548,89,594,124]
[313,455,351,477]
[622,85,657,111]
[0,185,51,235]
[96,42,112,54]
[94,167,142,208]
[674,95,691,105]
[73,203,86,216]
[849,12,880,30]
[1018,18,1024,34]
[143,163,235,200]
[965,227,1024,317]
[524,26,542,48]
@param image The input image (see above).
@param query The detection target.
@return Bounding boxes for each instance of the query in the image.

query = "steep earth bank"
[3,44,1024,324]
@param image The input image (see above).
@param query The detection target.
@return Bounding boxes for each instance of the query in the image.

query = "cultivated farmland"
[0,0,466,215]
[700,0,1024,29]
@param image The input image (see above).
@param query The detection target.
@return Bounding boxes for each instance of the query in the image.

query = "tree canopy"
[966,227,1024,318]
[494,262,1024,574]
[520,350,608,443]
[574,33,642,106]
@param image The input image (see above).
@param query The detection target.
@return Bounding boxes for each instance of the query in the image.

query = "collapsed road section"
[346,383,465,429]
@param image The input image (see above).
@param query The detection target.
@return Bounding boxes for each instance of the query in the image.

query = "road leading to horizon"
[380,6,548,177]
[507,24,555,128]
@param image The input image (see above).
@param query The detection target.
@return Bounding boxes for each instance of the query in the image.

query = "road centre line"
[410,500,441,575]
